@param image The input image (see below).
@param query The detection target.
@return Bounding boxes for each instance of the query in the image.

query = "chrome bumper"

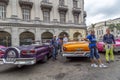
[62,51,90,57]
[0,58,36,65]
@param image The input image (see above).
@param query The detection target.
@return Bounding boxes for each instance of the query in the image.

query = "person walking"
[57,37,63,53]
[103,28,116,63]
[86,30,107,68]
[51,35,58,60]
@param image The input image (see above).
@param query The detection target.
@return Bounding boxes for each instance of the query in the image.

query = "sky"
[84,0,120,25]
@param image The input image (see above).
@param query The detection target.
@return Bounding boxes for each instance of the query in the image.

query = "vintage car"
[97,39,120,53]
[0,43,52,67]
[62,41,90,58]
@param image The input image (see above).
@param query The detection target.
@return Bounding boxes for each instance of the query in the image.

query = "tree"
[91,24,96,29]
[108,23,120,30]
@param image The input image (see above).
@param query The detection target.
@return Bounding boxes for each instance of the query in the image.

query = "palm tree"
[91,24,96,30]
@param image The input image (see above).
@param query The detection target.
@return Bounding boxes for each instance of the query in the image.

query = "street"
[0,53,120,80]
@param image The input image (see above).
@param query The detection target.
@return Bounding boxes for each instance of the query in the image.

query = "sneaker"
[91,64,98,67]
[99,64,108,68]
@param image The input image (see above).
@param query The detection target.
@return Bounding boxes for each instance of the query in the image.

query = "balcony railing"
[72,7,81,14]
[40,1,53,10]
[19,0,33,8]
[0,0,9,5]
[0,18,86,28]
[58,5,68,12]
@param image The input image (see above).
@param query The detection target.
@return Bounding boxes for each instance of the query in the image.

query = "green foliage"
[91,24,96,28]
[108,23,120,30]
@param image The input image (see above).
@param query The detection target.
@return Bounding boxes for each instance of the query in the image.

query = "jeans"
[90,47,100,59]
[52,47,58,59]
[58,44,62,52]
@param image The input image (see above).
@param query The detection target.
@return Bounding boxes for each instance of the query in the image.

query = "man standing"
[86,30,107,68]
[103,28,116,63]
[51,35,58,60]
[63,35,68,44]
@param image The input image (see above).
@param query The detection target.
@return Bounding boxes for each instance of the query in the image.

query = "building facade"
[0,0,87,46]
[87,18,120,39]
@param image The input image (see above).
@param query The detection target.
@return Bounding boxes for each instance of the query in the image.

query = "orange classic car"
[62,41,90,58]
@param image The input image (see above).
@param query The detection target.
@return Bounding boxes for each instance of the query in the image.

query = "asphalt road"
[0,53,120,80]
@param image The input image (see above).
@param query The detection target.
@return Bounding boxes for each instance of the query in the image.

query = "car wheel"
[42,55,48,63]
[4,48,20,62]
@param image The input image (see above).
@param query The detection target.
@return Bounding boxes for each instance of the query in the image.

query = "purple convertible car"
[0,43,52,67]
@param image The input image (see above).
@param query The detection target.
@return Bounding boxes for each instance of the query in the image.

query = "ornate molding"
[0,0,9,5]
[40,1,53,10]
[72,8,81,14]
[19,0,33,9]
[58,5,68,12]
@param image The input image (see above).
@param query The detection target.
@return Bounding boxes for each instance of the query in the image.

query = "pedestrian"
[103,28,116,63]
[50,35,58,60]
[57,36,63,53]
[63,35,68,44]
[86,30,107,68]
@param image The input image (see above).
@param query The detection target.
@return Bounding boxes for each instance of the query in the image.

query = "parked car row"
[0,38,120,67]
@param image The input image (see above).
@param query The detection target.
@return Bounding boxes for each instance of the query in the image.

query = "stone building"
[0,0,87,46]
[87,18,120,39]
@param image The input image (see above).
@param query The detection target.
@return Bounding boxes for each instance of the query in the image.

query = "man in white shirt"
[63,35,68,44]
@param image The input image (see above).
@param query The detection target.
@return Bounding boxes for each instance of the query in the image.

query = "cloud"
[85,0,120,25]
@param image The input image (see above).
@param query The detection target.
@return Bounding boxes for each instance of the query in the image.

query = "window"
[22,8,30,21]
[73,0,78,8]
[60,12,66,23]
[43,10,50,22]
[0,5,6,19]
[74,14,79,24]
[59,0,64,5]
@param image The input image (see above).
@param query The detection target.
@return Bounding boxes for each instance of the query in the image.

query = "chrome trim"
[0,58,36,65]
[62,51,90,57]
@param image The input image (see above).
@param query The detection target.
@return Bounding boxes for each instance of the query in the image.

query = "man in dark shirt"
[51,35,58,60]
[103,28,116,63]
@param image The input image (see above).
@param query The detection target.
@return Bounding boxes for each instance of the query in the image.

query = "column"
[54,29,59,38]
[35,28,41,42]
[79,0,84,24]
[67,0,73,23]
[34,0,40,20]
[12,27,19,46]
[11,0,18,18]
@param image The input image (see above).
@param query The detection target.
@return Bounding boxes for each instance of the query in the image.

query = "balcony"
[19,0,33,8]
[40,1,53,10]
[58,5,68,12]
[72,7,81,14]
[84,11,87,17]
[0,0,9,5]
